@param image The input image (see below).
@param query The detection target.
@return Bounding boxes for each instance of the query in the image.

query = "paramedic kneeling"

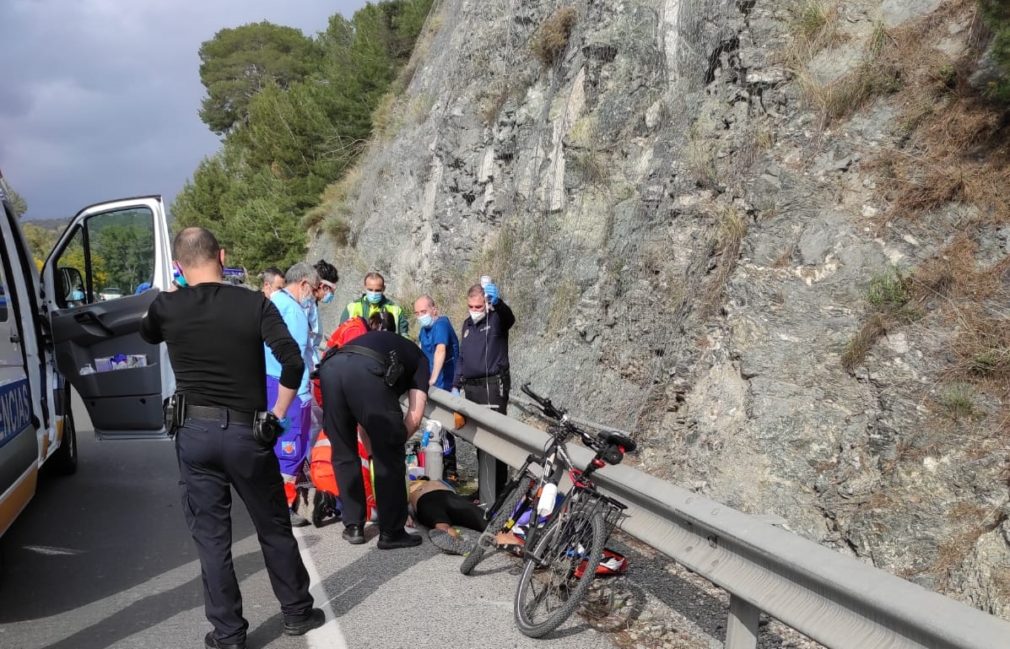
[140,227,323,649]
[318,330,429,549]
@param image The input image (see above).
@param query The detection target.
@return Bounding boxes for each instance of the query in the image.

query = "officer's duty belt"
[185,404,255,426]
[337,344,389,366]
[462,371,508,386]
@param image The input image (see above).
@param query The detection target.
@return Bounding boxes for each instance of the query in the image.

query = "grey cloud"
[0,0,367,220]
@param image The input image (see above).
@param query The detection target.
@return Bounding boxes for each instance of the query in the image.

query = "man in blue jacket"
[452,282,514,495]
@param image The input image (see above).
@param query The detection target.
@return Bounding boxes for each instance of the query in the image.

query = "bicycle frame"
[519,426,613,558]
[482,384,632,562]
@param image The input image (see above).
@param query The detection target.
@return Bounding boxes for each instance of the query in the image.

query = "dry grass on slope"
[826,1,1010,430]
[532,6,578,68]
[872,3,1010,430]
[861,0,1007,223]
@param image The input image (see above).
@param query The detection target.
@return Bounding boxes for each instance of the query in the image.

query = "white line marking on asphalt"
[294,528,349,649]
[335,577,366,599]
[22,545,83,556]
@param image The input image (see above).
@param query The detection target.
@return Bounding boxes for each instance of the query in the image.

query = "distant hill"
[22,217,69,231]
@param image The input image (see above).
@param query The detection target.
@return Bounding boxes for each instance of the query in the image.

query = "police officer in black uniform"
[318,330,430,548]
[140,228,324,649]
[452,282,515,496]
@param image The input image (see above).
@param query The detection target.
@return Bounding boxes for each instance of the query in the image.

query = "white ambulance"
[0,173,174,537]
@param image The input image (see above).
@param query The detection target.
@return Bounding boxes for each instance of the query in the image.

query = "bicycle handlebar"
[520,382,547,406]
[522,383,601,447]
[522,383,635,472]
[521,383,564,420]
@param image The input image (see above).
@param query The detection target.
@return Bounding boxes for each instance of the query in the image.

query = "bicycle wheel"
[513,501,606,638]
[460,476,531,575]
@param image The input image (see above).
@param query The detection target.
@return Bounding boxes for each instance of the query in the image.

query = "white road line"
[22,544,83,556]
[294,527,349,649]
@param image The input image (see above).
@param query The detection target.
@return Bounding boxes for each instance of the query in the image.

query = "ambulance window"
[86,208,154,301]
[52,207,155,306]
[53,227,87,307]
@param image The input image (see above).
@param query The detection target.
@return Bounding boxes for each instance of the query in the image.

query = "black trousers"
[319,353,409,535]
[416,490,488,532]
[463,374,510,495]
[175,418,313,644]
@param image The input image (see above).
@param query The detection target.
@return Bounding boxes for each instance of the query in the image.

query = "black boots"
[342,523,366,545]
[283,608,326,636]
[377,530,422,550]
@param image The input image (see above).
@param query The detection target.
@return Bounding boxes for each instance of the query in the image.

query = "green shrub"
[969,348,1010,376]
[867,267,909,310]
[841,268,920,372]
[979,0,1010,101]
[938,383,976,420]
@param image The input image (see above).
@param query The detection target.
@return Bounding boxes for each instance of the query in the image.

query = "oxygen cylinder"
[423,420,443,480]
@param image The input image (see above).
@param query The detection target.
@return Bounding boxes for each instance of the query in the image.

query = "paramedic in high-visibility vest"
[338,271,409,337]
[264,262,318,527]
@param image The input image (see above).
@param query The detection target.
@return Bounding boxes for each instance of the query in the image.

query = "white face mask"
[469,310,486,324]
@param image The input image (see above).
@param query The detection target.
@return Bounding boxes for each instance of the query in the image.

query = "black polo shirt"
[340,330,429,394]
[140,283,303,412]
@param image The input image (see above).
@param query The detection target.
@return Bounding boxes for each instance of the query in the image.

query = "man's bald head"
[173,227,221,268]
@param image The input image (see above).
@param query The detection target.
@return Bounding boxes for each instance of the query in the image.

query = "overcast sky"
[1,0,367,220]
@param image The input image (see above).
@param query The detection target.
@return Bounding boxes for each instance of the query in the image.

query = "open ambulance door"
[42,197,175,439]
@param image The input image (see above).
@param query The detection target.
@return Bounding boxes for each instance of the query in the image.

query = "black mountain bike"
[459,383,636,638]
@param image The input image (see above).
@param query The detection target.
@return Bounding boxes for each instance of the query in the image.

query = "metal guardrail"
[420,387,1010,649]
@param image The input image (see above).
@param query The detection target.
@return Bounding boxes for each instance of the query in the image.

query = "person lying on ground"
[408,477,488,555]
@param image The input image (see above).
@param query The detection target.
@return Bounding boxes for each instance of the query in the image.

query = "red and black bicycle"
[459,383,636,638]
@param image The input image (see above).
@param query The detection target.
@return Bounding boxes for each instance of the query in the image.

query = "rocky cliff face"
[309,0,1010,617]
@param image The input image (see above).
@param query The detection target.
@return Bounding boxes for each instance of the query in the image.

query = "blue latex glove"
[451,388,461,398]
[484,283,500,305]
[276,416,290,432]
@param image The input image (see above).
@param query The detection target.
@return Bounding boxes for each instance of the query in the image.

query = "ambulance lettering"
[0,380,32,447]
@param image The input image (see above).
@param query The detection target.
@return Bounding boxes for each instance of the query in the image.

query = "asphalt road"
[0,396,613,649]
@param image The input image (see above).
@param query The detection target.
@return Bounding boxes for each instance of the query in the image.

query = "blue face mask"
[418,313,434,329]
[70,289,85,302]
[321,291,334,305]
[365,290,383,304]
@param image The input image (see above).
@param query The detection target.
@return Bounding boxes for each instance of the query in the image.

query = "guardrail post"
[477,449,497,504]
[725,595,760,649]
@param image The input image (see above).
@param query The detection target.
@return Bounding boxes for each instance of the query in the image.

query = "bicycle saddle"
[602,430,637,453]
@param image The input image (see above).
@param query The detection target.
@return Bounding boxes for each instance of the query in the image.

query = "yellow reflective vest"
[339,296,409,337]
